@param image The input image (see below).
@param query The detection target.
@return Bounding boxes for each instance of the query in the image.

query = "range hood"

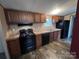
[18,23,33,26]
[18,19,34,26]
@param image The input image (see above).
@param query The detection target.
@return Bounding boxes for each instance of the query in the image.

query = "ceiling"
[0,0,78,16]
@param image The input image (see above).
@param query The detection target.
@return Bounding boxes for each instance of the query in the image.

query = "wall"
[0,5,8,36]
[0,5,10,59]
[64,13,76,20]
[0,29,4,53]
[0,5,5,53]
[32,18,54,32]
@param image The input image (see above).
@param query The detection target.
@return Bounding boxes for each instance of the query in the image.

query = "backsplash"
[7,18,57,37]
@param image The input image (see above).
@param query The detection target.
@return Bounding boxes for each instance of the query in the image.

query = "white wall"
[64,13,76,20]
[0,5,8,36]
[0,5,10,59]
[0,5,8,53]
[0,21,10,59]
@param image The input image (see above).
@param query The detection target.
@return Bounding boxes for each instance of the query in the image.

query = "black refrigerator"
[56,20,70,39]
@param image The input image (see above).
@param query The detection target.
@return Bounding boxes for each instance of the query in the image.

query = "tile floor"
[19,41,75,59]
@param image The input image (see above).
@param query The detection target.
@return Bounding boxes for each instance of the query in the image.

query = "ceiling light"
[49,8,61,15]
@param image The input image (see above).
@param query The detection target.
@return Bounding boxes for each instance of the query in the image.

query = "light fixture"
[49,8,61,15]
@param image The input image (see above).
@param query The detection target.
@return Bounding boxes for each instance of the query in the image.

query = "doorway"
[67,16,75,44]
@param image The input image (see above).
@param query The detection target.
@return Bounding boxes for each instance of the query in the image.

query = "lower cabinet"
[50,31,61,42]
[53,31,61,41]
[36,34,42,49]
[49,32,54,42]
[6,38,21,59]
[6,30,61,58]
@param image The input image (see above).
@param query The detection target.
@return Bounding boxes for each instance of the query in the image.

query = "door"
[0,21,10,59]
[68,16,75,39]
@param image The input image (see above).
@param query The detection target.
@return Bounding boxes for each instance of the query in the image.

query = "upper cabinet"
[20,12,34,24]
[5,9,34,24]
[40,14,46,23]
[4,9,46,24]
[34,13,46,23]
[34,13,41,23]
[5,10,18,24]
[52,16,60,22]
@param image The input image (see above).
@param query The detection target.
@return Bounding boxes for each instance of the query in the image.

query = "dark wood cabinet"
[34,13,41,23]
[40,14,46,22]
[6,30,61,58]
[36,34,42,49]
[35,31,60,48]
[52,16,60,22]
[5,9,46,24]
[34,14,46,23]
[6,38,21,58]
[6,11,17,24]
[53,31,60,41]
[50,31,61,42]
[49,32,54,42]
[20,12,34,24]
[5,9,34,24]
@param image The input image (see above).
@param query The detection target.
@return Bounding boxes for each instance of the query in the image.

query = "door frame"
[0,21,10,59]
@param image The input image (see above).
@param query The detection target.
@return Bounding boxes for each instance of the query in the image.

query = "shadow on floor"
[0,53,6,59]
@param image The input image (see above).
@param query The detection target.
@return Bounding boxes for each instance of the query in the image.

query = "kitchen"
[0,0,78,59]
[5,9,61,58]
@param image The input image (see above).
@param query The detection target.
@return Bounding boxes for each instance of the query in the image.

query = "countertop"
[6,27,61,41]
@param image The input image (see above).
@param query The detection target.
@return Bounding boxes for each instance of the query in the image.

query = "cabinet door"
[52,16,60,22]
[13,11,19,23]
[6,11,16,24]
[34,13,41,23]
[6,10,22,24]
[17,12,22,23]
[7,39,21,58]
[53,31,60,41]
[36,34,42,49]
[49,32,54,42]
[40,14,46,23]
[5,10,34,24]
[25,13,34,23]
